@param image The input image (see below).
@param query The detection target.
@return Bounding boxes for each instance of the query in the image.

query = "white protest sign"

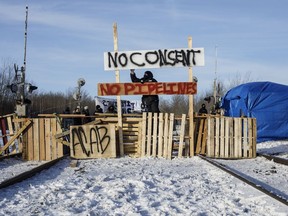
[104,48,204,71]
[95,96,142,113]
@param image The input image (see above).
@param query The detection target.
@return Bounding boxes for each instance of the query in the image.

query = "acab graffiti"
[70,124,116,159]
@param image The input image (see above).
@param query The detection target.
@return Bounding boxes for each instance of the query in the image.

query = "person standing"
[130,69,160,113]
[82,106,92,124]
[199,103,208,115]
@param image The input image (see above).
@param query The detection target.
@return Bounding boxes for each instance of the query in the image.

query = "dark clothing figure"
[94,105,103,114]
[130,69,160,113]
[82,106,92,124]
[73,106,82,125]
[199,103,208,115]
[106,104,116,113]
[62,106,73,129]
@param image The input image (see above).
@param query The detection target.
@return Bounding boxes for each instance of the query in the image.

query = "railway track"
[1,153,287,208]
[198,155,288,207]
[257,153,288,166]
[0,156,66,190]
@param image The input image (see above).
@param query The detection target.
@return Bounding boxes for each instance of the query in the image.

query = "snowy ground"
[0,141,287,215]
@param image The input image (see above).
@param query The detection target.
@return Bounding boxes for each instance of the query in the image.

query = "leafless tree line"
[1,59,253,116]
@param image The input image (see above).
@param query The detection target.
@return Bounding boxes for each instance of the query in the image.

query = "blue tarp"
[220,82,288,142]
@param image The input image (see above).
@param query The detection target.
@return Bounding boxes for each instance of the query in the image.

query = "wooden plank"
[234,118,241,158]
[56,118,63,157]
[51,118,57,160]
[163,113,169,158]
[27,120,34,161]
[243,118,248,158]
[252,118,257,158]
[220,117,225,157]
[152,113,158,157]
[200,118,208,155]
[206,117,211,157]
[33,119,40,161]
[167,113,174,159]
[15,118,23,154]
[195,118,204,154]
[137,120,142,157]
[0,118,8,153]
[7,116,17,154]
[188,36,194,157]
[210,117,215,157]
[0,120,31,155]
[141,112,147,157]
[157,113,164,157]
[45,118,52,161]
[224,117,229,157]
[229,118,234,157]
[146,113,153,156]
[70,124,117,159]
[113,23,124,157]
[39,118,46,161]
[178,114,186,158]
[215,117,220,157]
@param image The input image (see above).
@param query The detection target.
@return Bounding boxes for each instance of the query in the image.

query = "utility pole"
[7,6,37,117]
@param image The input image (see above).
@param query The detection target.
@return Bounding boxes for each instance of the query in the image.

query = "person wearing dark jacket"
[130,69,160,113]
[199,103,208,115]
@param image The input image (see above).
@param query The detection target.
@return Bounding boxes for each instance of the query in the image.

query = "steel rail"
[257,153,288,166]
[198,155,288,207]
[0,156,66,190]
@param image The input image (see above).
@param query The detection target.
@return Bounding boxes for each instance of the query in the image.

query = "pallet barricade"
[205,116,257,158]
[24,118,65,161]
[93,113,143,157]
[1,113,257,160]
[140,114,257,159]
[0,114,24,156]
[139,112,189,159]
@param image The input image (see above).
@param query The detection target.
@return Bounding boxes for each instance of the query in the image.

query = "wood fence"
[0,113,257,160]
[0,114,23,156]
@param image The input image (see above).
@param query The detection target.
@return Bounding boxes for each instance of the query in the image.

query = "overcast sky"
[1,0,287,101]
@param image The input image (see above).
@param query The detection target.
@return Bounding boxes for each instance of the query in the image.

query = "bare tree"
[0,59,17,115]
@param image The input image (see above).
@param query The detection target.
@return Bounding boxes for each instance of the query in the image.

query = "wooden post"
[188,36,194,156]
[113,23,124,156]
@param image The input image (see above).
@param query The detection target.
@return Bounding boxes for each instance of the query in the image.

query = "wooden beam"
[113,22,124,156]
[188,36,194,157]
[0,120,31,155]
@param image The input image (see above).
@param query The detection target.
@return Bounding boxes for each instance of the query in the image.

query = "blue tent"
[220,82,288,142]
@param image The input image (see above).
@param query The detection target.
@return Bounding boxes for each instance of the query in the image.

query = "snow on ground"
[0,141,287,215]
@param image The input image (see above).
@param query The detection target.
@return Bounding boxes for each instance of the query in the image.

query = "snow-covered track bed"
[0,156,66,189]
[258,153,288,166]
[199,155,288,206]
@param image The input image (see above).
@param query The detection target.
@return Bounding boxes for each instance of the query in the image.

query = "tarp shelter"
[220,82,288,142]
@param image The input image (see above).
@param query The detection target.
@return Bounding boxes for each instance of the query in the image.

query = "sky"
[1,0,288,101]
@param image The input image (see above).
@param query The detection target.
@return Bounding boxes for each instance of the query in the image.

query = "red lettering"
[124,83,135,94]
[156,83,163,94]
[187,82,197,94]
[109,84,121,95]
[177,83,186,94]
[99,84,108,96]
[166,83,177,94]
[135,83,148,94]
[147,83,157,94]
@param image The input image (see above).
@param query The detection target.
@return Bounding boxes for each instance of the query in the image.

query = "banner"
[95,96,142,113]
[98,82,197,96]
[104,48,205,70]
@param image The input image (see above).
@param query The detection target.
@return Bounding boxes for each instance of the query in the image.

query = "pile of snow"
[0,141,287,215]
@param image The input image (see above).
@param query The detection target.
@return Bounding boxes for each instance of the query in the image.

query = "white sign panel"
[95,96,142,113]
[104,48,204,71]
